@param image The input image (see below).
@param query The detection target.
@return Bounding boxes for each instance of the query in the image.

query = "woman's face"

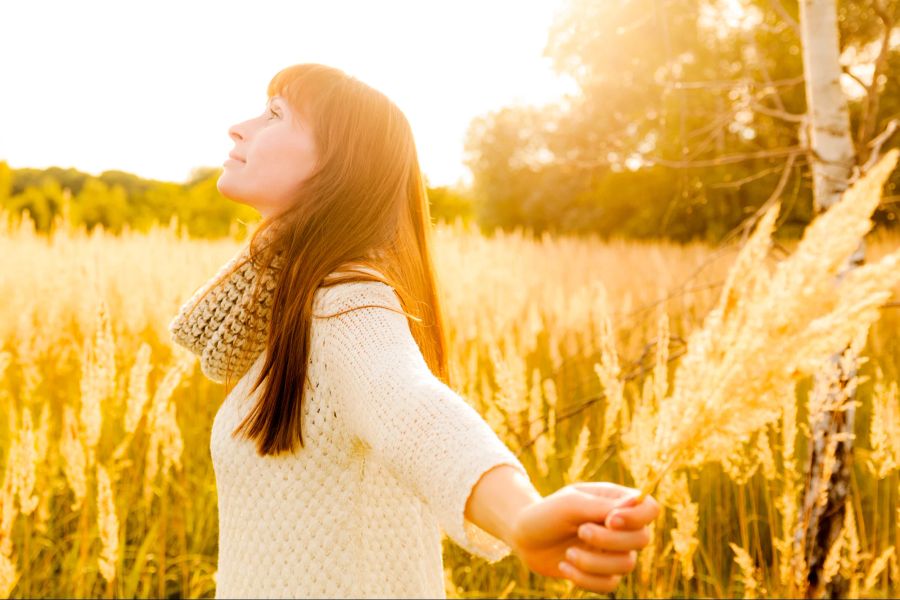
[218,95,317,218]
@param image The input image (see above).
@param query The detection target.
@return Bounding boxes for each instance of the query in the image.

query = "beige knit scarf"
[168,226,286,384]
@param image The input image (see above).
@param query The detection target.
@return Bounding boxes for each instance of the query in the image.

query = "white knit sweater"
[209,278,529,599]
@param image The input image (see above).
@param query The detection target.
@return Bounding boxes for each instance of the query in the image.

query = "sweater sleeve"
[316,280,530,563]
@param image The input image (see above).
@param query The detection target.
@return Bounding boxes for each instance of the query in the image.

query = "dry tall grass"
[1,172,898,597]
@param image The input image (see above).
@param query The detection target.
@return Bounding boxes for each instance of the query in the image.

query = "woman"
[169,63,660,599]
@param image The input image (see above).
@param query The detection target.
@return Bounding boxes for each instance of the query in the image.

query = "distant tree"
[426,185,475,224]
[72,178,128,233]
[464,0,899,241]
[180,172,260,237]
[0,161,12,202]
[13,166,88,197]
[4,177,65,232]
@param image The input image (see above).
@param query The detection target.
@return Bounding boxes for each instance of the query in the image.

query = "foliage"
[0,162,479,239]
[463,0,900,242]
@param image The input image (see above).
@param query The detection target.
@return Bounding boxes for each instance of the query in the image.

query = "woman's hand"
[507,481,660,594]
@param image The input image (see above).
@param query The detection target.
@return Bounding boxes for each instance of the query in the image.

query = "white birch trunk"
[795,1,859,598]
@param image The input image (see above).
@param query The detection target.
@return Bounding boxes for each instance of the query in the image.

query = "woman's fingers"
[604,495,661,530]
[578,522,651,552]
[558,561,622,594]
[564,483,650,527]
[564,545,637,576]
[571,481,641,501]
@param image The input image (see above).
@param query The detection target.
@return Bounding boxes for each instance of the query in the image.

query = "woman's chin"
[215,175,241,201]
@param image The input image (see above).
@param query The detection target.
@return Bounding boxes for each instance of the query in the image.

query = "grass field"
[1,210,899,598]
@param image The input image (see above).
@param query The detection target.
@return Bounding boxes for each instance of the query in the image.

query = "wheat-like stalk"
[14,407,38,516]
[124,342,153,433]
[862,546,895,595]
[60,404,88,511]
[774,377,802,591]
[661,471,699,580]
[0,546,16,599]
[143,355,192,503]
[593,286,624,452]
[1,424,20,558]
[867,367,900,479]
[533,378,558,480]
[79,344,102,464]
[627,149,900,499]
[0,413,18,596]
[565,422,591,483]
[819,499,864,595]
[96,462,119,584]
[729,542,766,598]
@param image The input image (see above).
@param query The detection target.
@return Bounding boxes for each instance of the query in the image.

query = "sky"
[0,0,578,188]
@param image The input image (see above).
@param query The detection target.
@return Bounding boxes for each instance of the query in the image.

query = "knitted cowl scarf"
[168,225,286,385]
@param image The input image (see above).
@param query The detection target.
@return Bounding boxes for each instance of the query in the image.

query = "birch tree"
[795,1,895,597]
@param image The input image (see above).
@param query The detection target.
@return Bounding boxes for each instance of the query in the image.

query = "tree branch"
[644,145,806,168]
[665,75,805,91]
[767,0,800,37]
[750,100,807,123]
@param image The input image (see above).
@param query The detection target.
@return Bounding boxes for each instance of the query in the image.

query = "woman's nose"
[228,122,244,143]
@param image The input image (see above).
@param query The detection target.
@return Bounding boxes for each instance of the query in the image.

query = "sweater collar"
[168,227,283,384]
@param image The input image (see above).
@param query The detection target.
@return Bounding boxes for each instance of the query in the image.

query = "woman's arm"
[317,280,535,562]
[463,463,543,547]
[456,441,661,584]
[317,280,660,593]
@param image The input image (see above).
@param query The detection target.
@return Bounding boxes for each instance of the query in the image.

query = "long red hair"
[223,63,451,456]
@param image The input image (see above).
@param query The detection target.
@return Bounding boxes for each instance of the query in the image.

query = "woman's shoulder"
[312,268,402,316]
[310,272,416,367]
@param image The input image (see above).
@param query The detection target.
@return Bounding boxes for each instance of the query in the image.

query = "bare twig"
[644,145,806,169]
[666,75,805,91]
[707,165,787,189]
[841,65,869,92]
[856,119,900,180]
[767,0,800,37]
[749,101,807,123]
[855,0,895,165]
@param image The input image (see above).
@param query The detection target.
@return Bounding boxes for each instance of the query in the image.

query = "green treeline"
[0,162,475,238]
